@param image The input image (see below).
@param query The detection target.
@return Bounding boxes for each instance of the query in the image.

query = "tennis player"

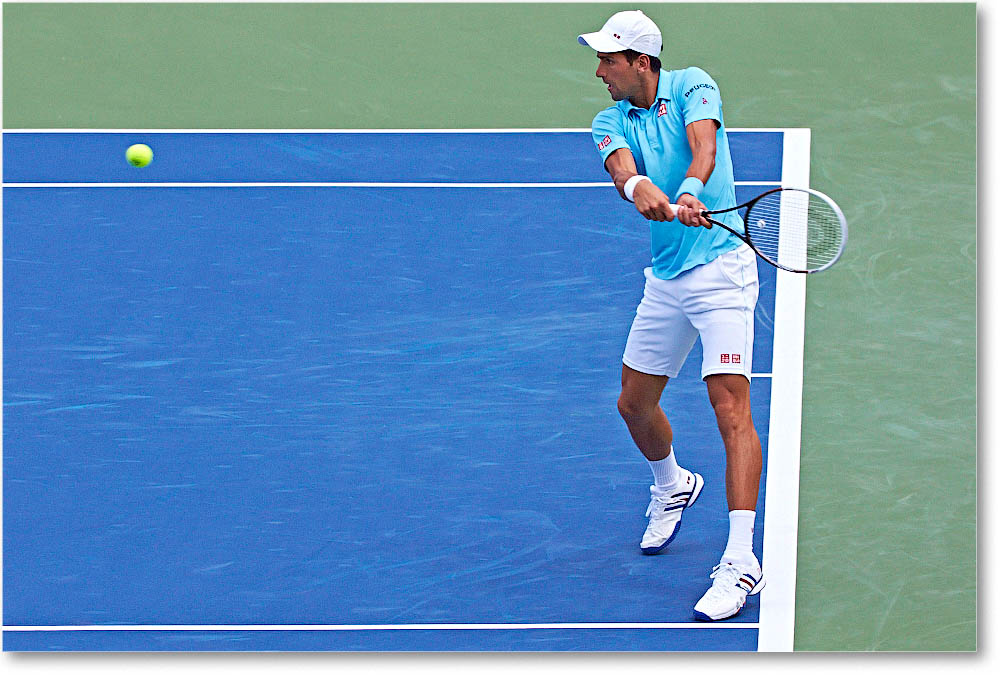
[578,10,765,621]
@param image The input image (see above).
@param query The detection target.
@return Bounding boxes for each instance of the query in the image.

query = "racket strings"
[743,191,844,272]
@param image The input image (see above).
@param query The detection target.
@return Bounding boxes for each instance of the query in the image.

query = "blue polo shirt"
[591,66,743,280]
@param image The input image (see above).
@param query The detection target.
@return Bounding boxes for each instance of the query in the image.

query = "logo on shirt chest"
[657,102,668,117]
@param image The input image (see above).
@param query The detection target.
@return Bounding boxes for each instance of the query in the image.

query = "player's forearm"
[682,119,719,190]
[605,149,642,202]
[613,170,639,201]
[685,151,715,186]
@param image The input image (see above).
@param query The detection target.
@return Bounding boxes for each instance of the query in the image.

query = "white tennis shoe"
[693,559,765,621]
[640,468,704,554]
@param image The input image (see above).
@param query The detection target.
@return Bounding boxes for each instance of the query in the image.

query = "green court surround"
[2,2,976,651]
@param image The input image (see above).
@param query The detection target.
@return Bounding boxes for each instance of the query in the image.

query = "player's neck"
[628,72,660,111]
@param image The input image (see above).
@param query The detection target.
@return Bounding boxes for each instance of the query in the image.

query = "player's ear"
[637,54,650,72]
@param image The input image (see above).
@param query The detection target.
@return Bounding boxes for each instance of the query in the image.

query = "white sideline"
[755,128,810,652]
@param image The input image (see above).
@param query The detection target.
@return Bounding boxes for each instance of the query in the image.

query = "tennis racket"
[670,187,848,274]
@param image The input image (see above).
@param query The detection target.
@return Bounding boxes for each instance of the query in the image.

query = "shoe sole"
[640,472,705,555]
[692,575,766,622]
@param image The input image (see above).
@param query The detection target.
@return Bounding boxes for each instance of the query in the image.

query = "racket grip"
[668,204,707,218]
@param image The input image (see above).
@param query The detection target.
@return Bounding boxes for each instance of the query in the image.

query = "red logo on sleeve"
[597,135,611,151]
[733,354,741,364]
[721,354,730,364]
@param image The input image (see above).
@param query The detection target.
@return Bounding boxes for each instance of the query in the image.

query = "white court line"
[755,128,810,653]
[2,182,614,189]
[1,128,806,134]
[2,181,782,189]
[3,128,593,134]
[3,622,757,632]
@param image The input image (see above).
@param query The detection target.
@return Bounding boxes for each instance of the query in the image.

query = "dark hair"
[623,49,661,72]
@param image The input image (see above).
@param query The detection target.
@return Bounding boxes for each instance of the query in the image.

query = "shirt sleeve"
[591,108,630,164]
[678,67,723,126]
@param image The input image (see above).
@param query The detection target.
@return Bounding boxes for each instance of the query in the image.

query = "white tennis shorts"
[623,244,759,380]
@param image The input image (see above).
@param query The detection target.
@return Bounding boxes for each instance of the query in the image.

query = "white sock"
[721,510,757,565]
[647,446,679,488]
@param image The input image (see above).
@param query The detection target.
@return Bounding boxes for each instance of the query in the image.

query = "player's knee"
[617,393,653,422]
[710,394,750,432]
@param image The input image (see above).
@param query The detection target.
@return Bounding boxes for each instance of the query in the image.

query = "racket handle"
[668,204,708,218]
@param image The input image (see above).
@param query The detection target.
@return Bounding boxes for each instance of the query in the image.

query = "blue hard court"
[3,131,786,651]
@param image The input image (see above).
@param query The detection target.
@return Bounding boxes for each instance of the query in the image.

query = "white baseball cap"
[578,10,662,57]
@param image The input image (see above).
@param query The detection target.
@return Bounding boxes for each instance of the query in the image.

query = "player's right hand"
[632,180,677,222]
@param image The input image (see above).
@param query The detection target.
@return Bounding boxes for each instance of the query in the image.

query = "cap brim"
[577,31,627,53]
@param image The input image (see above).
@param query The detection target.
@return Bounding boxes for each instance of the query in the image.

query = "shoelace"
[705,563,753,599]
[645,490,686,518]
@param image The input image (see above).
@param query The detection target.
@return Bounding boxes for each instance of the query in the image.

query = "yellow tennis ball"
[126,144,153,168]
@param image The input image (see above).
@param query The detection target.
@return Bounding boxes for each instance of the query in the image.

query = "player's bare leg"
[617,364,672,460]
[694,373,765,621]
[704,373,761,511]
[619,364,704,554]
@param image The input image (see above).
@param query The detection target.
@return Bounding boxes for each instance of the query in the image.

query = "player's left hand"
[674,194,712,228]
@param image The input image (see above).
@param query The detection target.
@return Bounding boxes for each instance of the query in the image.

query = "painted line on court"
[2,181,781,189]
[755,128,810,653]
[3,623,758,632]
[2,128,806,134]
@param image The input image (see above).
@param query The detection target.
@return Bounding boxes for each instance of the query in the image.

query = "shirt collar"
[618,70,672,115]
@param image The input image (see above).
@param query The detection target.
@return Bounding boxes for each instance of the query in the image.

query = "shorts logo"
[597,135,612,151]
[657,102,667,117]
[721,354,741,364]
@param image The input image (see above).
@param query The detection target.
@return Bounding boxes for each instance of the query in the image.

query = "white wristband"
[623,175,651,202]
